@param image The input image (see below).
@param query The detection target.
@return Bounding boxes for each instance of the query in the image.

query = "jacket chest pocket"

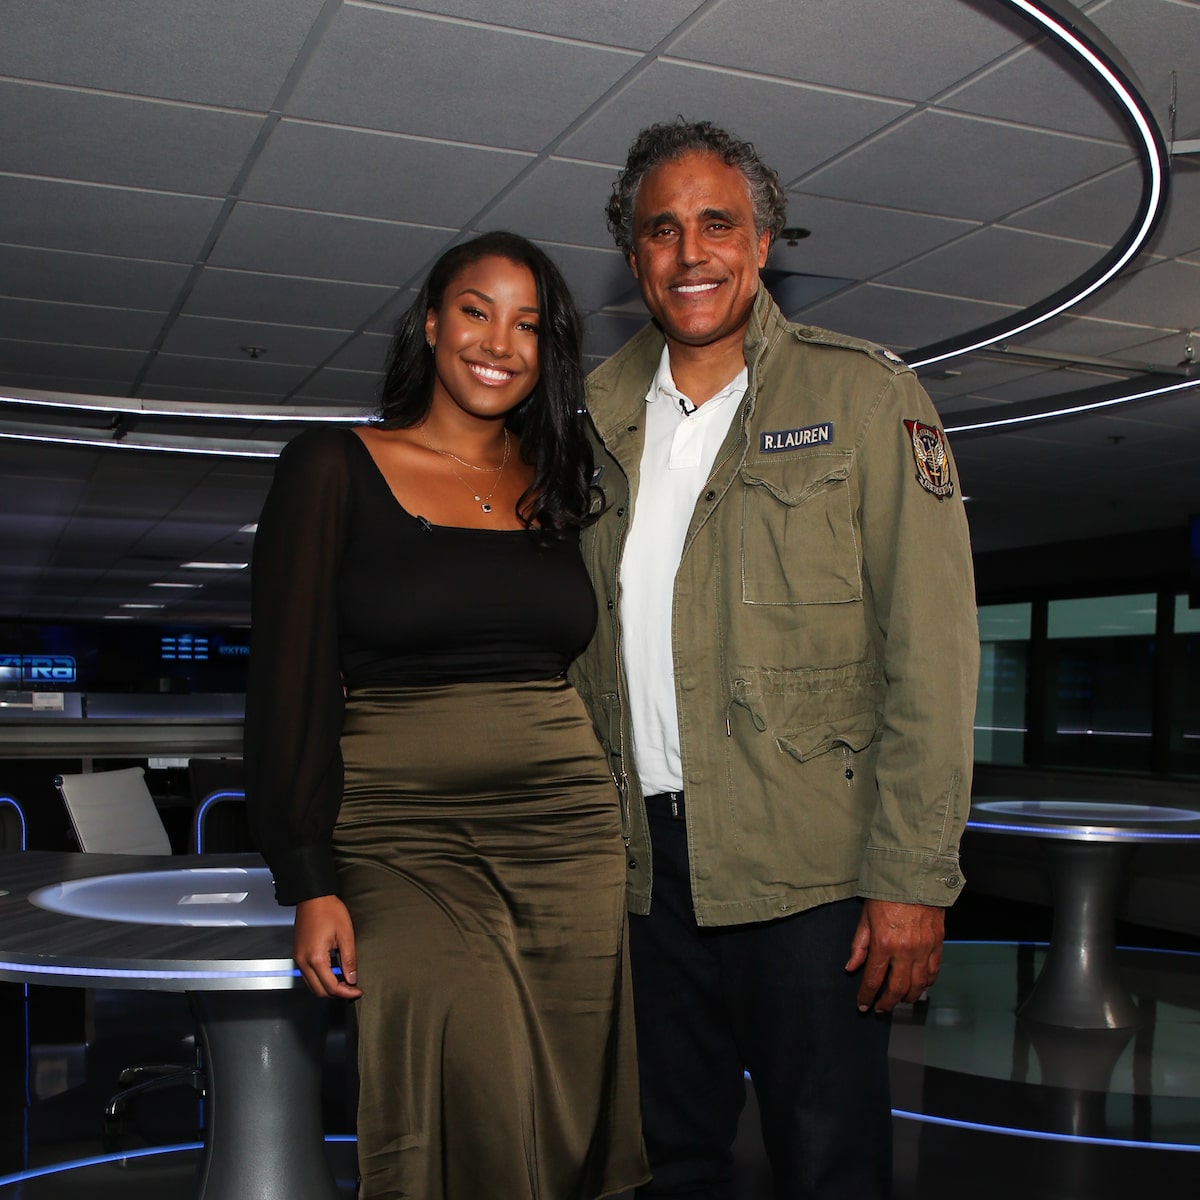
[739,452,862,605]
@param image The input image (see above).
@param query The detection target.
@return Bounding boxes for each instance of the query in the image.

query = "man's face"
[629,151,771,355]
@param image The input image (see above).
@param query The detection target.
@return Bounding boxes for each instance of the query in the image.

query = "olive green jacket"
[569,285,979,926]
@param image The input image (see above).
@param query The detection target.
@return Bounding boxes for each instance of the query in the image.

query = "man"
[569,120,979,1199]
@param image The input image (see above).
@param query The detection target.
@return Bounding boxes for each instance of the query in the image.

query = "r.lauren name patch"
[760,423,834,453]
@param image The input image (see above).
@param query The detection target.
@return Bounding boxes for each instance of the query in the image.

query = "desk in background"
[0,851,338,1200]
[966,799,1200,1028]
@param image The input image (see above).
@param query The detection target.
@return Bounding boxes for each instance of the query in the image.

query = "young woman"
[245,232,647,1200]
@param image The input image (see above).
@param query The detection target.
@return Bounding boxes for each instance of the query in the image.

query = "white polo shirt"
[618,348,748,796]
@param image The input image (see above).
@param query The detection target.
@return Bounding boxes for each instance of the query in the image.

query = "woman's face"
[424,255,541,423]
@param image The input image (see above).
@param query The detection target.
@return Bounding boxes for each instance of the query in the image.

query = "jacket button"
[606,600,614,610]
[627,858,638,870]
[844,767,854,781]
[704,490,716,501]
[626,424,638,432]
[616,507,625,517]
[945,874,961,888]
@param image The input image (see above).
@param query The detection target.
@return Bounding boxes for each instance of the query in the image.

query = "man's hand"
[845,899,944,1013]
[293,895,363,999]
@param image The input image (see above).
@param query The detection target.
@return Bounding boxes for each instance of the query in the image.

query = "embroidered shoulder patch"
[760,423,834,453]
[903,419,954,498]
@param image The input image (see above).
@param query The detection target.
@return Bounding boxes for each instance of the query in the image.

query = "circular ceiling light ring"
[911,0,1171,370]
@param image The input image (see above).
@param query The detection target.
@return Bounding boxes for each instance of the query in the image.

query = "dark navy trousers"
[628,795,892,1199]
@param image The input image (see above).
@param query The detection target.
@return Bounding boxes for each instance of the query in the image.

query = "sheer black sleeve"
[244,428,353,905]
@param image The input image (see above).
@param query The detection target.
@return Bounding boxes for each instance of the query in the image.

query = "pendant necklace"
[419,424,511,513]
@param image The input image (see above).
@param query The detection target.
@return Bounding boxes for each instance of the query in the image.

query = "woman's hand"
[293,895,363,999]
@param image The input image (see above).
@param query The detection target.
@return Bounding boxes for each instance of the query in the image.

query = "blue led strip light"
[892,1108,1200,1152]
[911,0,1171,371]
[0,960,299,981]
[0,796,27,849]
[965,819,1200,841]
[0,1137,358,1186]
[193,789,247,854]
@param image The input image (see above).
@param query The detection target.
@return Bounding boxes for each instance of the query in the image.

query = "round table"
[0,851,339,1200]
[966,799,1200,1029]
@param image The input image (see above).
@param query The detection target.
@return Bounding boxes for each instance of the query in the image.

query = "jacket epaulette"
[788,323,913,377]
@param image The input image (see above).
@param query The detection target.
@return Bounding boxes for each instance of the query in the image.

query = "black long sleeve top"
[244,427,596,904]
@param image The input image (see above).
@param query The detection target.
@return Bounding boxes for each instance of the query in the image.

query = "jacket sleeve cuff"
[857,844,965,907]
[263,843,340,907]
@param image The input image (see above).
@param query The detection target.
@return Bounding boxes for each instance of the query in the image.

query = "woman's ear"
[424,308,437,350]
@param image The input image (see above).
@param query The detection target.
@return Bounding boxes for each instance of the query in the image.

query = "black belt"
[644,791,685,820]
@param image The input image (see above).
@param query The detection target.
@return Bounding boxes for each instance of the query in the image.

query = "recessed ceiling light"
[181,561,248,570]
[239,524,258,534]
[121,603,165,609]
[150,582,202,589]
[103,614,134,621]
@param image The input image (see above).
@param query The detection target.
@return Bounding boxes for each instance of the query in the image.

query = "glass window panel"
[1047,594,1156,639]
[978,602,1031,642]
[1175,594,1200,634]
[974,640,1027,764]
[1042,636,1154,771]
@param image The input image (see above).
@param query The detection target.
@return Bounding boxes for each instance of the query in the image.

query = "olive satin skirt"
[333,679,649,1200]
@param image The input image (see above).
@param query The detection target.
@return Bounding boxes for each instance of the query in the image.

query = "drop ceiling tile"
[1002,161,1142,245]
[530,244,632,314]
[800,109,1130,221]
[1068,258,1200,327]
[919,358,1047,401]
[182,267,394,329]
[671,0,1026,101]
[559,59,910,182]
[939,36,1125,140]
[0,371,146,399]
[284,5,638,150]
[880,226,1107,306]
[961,366,1133,404]
[1088,0,1200,121]
[372,0,704,46]
[243,120,533,226]
[325,333,391,374]
[0,176,222,262]
[0,340,147,386]
[1143,164,1200,260]
[481,160,623,250]
[210,203,453,286]
[0,0,328,108]
[142,354,312,395]
[294,368,383,407]
[796,283,1014,354]
[0,81,265,195]
[1008,311,1165,358]
[0,300,166,353]
[159,315,351,365]
[770,196,977,280]
[0,245,190,310]
[135,382,299,410]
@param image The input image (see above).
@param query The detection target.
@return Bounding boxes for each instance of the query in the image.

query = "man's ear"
[628,251,640,280]
[756,229,770,270]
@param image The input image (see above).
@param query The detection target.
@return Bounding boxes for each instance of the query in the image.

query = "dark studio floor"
[1,894,1197,1198]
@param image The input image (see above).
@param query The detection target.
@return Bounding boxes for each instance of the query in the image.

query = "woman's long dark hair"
[378,231,595,537]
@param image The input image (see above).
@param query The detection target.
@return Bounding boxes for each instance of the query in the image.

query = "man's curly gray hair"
[605,119,788,259]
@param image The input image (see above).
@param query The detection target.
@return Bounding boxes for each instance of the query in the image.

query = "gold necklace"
[420,424,511,514]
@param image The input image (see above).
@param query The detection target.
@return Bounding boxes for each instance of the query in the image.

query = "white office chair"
[53,766,204,1128]
[54,766,172,856]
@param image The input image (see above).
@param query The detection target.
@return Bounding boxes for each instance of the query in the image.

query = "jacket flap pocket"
[740,451,851,507]
[776,711,881,763]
